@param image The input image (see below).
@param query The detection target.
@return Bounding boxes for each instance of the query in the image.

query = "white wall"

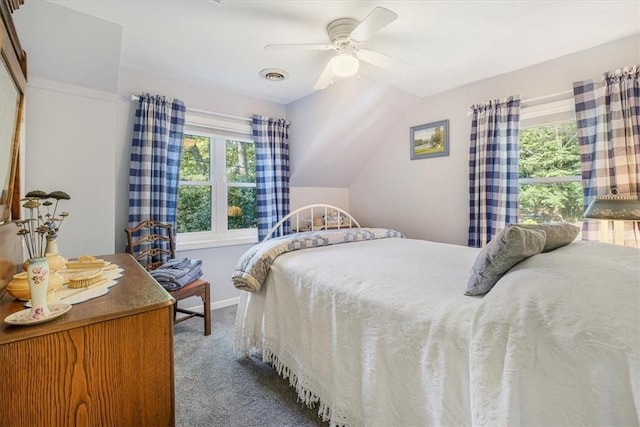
[15,1,122,259]
[290,187,349,212]
[286,77,417,188]
[24,78,117,258]
[288,34,640,246]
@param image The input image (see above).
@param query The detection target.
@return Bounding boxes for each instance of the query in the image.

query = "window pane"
[177,185,212,233]
[181,135,210,181]
[519,122,580,179]
[519,182,583,224]
[519,120,583,227]
[226,140,255,183]
[228,186,257,229]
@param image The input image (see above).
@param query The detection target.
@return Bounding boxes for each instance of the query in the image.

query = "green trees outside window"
[177,133,256,234]
[518,121,583,225]
[226,140,256,230]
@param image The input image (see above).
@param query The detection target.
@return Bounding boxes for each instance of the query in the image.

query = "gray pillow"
[465,225,546,296]
[518,222,580,252]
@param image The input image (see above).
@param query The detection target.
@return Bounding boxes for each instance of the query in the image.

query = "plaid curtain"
[573,65,640,246]
[128,94,185,251]
[468,96,521,247]
[252,115,291,241]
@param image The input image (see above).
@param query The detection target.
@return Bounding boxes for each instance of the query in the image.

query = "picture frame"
[410,119,449,160]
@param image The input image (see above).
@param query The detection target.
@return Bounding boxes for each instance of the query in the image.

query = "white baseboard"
[179,296,240,313]
[211,296,240,311]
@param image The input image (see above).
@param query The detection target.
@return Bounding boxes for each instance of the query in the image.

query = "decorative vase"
[45,237,59,255]
[45,237,67,270]
[26,257,50,320]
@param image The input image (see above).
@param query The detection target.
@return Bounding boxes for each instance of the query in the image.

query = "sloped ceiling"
[287,77,417,187]
[44,0,640,105]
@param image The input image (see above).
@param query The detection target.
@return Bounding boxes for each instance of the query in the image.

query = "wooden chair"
[125,220,211,336]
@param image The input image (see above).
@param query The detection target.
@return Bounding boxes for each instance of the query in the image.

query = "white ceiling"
[48,0,640,105]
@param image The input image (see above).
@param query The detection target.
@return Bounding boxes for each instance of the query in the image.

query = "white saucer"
[4,303,72,326]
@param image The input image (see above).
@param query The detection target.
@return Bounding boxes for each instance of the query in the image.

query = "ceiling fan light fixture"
[332,54,359,77]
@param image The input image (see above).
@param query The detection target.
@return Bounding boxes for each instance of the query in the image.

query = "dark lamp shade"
[583,195,640,220]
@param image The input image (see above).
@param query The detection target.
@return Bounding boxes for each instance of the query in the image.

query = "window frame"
[176,113,258,250]
[518,97,583,224]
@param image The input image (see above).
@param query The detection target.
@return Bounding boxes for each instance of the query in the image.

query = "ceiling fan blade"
[356,48,410,70]
[265,43,334,51]
[349,7,398,42]
[313,57,335,90]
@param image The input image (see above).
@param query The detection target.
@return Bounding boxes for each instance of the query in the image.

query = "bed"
[232,205,640,426]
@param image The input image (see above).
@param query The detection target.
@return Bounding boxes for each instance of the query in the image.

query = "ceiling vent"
[260,69,288,82]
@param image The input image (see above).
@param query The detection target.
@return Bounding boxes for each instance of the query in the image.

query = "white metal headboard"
[263,204,361,241]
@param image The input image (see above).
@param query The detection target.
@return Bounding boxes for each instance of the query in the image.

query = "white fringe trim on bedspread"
[234,334,362,427]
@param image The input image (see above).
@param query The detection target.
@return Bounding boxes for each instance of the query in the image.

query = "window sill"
[176,235,258,252]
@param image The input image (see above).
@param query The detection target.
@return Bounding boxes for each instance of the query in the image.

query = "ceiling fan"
[265,7,404,90]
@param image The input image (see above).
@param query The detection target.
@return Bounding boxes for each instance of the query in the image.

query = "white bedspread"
[469,241,640,426]
[234,238,640,426]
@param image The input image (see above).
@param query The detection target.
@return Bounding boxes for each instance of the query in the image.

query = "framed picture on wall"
[410,119,449,160]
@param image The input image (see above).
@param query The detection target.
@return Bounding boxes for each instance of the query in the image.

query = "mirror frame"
[0,0,26,222]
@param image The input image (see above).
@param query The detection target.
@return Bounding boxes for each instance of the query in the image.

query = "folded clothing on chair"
[149,258,203,291]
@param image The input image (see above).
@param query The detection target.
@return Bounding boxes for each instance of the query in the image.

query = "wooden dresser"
[0,253,176,426]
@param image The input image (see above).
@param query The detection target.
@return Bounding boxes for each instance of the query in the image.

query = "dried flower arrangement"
[15,190,70,259]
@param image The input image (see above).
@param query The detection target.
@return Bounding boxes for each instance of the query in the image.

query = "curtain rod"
[521,89,573,105]
[466,89,574,116]
[129,94,251,122]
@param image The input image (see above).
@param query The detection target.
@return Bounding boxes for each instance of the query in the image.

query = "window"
[176,115,257,248]
[518,119,583,226]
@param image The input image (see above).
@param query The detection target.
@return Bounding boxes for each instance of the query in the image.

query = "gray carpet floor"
[174,305,327,427]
